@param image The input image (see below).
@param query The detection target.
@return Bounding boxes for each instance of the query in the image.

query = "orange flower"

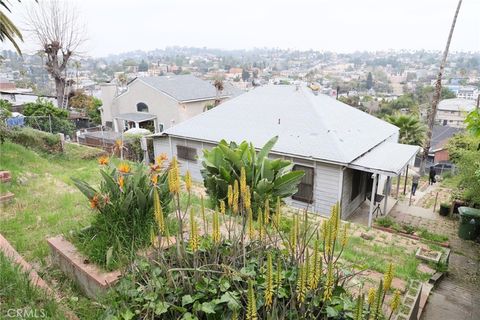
[118,176,124,189]
[155,153,168,165]
[151,174,158,185]
[90,194,99,209]
[98,156,109,165]
[118,163,131,174]
[149,164,161,172]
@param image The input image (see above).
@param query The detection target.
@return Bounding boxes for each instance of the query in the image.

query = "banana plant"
[201,136,304,214]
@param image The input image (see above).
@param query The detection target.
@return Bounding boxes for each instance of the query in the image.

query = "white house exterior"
[100,75,232,133]
[152,85,419,224]
[435,98,476,128]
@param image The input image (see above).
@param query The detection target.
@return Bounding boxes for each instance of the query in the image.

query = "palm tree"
[386,114,426,146]
[421,0,463,173]
[0,0,23,54]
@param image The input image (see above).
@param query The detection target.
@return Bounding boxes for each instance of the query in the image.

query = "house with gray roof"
[100,75,232,134]
[435,98,476,128]
[151,85,419,224]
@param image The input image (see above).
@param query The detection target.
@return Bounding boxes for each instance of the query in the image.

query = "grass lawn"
[0,142,102,264]
[0,141,105,319]
[0,251,66,319]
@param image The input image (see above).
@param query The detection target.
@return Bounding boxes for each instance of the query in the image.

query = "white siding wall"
[153,137,343,217]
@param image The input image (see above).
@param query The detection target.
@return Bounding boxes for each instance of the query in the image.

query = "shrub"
[3,127,62,153]
[375,216,395,228]
[201,136,304,215]
[72,157,172,270]
[23,98,75,136]
[104,166,400,319]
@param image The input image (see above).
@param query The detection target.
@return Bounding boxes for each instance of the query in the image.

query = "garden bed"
[374,222,450,248]
[47,236,122,299]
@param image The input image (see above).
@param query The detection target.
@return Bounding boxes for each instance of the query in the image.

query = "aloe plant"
[201,136,304,214]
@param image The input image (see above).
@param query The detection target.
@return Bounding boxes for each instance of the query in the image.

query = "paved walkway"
[388,200,480,320]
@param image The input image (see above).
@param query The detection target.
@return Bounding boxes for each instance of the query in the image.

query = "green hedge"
[1,127,63,153]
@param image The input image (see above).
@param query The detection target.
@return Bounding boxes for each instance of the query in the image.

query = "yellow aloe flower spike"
[232,180,239,215]
[212,210,221,244]
[264,253,274,308]
[390,290,401,313]
[275,257,282,288]
[296,263,307,304]
[323,259,334,302]
[264,198,270,225]
[247,208,255,240]
[244,185,251,210]
[257,208,264,241]
[185,170,192,193]
[290,215,298,256]
[189,208,199,252]
[240,166,247,196]
[274,197,281,228]
[150,227,158,248]
[153,187,165,233]
[309,237,322,290]
[246,280,258,320]
[341,223,348,247]
[367,288,376,307]
[227,184,233,208]
[168,157,180,194]
[383,263,395,292]
[220,200,226,215]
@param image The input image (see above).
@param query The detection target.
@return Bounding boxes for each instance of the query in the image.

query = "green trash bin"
[458,207,480,240]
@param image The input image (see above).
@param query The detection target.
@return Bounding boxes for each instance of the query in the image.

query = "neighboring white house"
[435,98,476,128]
[151,85,419,225]
[100,75,233,133]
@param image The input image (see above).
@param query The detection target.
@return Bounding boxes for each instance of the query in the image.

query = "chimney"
[100,83,117,126]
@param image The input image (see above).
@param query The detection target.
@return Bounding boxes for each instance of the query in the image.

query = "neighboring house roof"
[437,98,476,112]
[430,125,463,152]
[137,75,229,102]
[154,85,400,165]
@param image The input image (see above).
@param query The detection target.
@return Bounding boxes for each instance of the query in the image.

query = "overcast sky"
[2,0,479,57]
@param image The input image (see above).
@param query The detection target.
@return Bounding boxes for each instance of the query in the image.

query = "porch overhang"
[348,142,420,177]
[115,112,157,122]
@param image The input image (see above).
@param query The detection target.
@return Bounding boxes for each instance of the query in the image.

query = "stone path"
[388,200,480,320]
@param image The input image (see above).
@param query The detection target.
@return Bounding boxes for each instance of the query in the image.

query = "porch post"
[368,173,378,228]
[403,164,409,195]
[383,176,390,215]
[396,173,401,198]
[135,122,140,129]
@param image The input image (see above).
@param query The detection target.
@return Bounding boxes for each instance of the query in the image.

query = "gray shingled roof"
[154,85,400,165]
[139,75,229,102]
[437,98,476,112]
[430,125,463,152]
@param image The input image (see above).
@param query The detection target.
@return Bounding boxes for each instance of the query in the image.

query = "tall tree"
[0,0,23,54]
[25,0,85,107]
[366,72,373,90]
[386,114,426,146]
[420,0,463,173]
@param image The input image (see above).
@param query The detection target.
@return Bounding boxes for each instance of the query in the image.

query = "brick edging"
[0,233,79,320]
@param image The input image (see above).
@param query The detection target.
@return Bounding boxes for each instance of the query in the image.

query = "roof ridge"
[300,87,347,161]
